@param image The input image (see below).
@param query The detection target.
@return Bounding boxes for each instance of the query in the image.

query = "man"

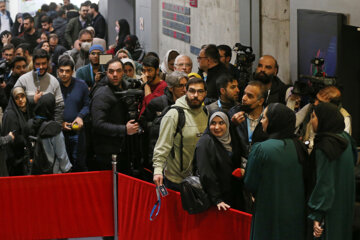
[207,73,240,114]
[254,55,289,105]
[229,81,268,159]
[49,34,67,72]
[40,16,55,34]
[65,3,91,48]
[91,58,139,171]
[139,55,168,117]
[197,44,230,104]
[64,29,93,70]
[0,1,13,34]
[153,77,208,191]
[52,9,68,48]
[14,49,64,124]
[217,44,240,80]
[1,43,14,64]
[174,55,193,74]
[21,15,41,52]
[4,56,27,100]
[15,43,33,71]
[89,3,106,39]
[76,44,104,88]
[58,56,89,172]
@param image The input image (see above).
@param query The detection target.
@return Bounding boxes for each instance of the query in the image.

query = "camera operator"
[254,55,289,105]
[76,44,105,89]
[0,43,15,84]
[217,44,240,80]
[90,57,139,171]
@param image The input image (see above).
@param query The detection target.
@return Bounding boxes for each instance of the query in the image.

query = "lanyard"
[89,64,94,84]
[150,187,161,221]
[217,99,222,109]
[246,112,263,144]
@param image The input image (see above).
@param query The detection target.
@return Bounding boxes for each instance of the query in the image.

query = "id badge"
[158,185,168,197]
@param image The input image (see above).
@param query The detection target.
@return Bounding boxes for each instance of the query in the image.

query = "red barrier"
[117,174,252,240]
[0,171,114,240]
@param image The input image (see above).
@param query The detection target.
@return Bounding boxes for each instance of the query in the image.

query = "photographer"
[76,44,105,88]
[90,58,139,171]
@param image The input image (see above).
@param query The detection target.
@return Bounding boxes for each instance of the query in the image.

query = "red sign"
[190,0,198,8]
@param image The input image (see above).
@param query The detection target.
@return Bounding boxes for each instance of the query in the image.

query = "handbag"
[180,175,211,214]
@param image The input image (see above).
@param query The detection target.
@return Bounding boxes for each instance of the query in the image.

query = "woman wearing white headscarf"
[159,49,179,79]
[121,58,140,79]
[194,111,243,211]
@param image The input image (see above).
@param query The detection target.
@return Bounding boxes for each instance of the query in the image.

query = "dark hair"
[90,3,98,12]
[247,80,268,101]
[23,14,34,23]
[142,55,159,70]
[49,33,58,40]
[41,15,52,24]
[41,4,50,12]
[10,37,25,48]
[216,73,235,95]
[10,56,27,69]
[106,57,124,69]
[204,44,220,63]
[57,9,65,18]
[217,44,232,59]
[115,19,130,51]
[78,29,93,39]
[186,77,207,91]
[58,55,74,70]
[2,43,15,53]
[83,1,92,7]
[16,43,30,53]
[145,51,159,61]
[32,49,50,62]
[123,62,134,70]
[49,2,57,11]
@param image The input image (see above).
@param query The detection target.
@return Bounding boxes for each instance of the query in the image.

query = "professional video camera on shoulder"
[233,43,256,84]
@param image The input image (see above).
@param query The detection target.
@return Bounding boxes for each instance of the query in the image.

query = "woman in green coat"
[308,102,356,239]
[244,103,308,240]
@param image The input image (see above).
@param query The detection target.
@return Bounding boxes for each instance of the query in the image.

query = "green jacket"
[64,17,91,47]
[152,95,208,184]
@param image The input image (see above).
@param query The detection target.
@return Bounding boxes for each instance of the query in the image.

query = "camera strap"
[149,187,161,221]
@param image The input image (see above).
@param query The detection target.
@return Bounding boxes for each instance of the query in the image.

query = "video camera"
[233,43,256,88]
[0,59,8,83]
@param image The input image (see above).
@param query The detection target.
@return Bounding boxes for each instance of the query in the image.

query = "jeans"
[64,129,87,171]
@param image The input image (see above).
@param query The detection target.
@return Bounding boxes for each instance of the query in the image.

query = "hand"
[153,174,163,187]
[34,90,43,104]
[95,71,103,82]
[313,221,323,238]
[0,82,6,88]
[126,120,139,135]
[8,132,15,141]
[231,111,246,125]
[72,117,84,129]
[1,34,10,45]
[62,122,72,131]
[74,40,81,50]
[141,73,148,84]
[217,202,230,211]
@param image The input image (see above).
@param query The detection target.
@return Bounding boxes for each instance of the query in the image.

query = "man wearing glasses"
[91,58,139,170]
[152,77,208,191]
[76,44,104,88]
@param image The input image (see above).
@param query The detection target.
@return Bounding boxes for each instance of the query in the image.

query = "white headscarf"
[121,58,137,79]
[209,111,232,152]
[160,49,179,74]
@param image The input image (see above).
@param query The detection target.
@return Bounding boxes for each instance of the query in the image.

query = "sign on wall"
[162,2,191,43]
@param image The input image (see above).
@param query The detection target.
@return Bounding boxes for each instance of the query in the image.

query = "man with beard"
[40,16,55,34]
[174,54,193,74]
[3,56,27,101]
[207,73,240,114]
[254,55,289,105]
[139,55,167,117]
[14,49,64,124]
[76,44,104,88]
[89,3,106,39]
[64,29,93,71]
[21,15,40,53]
[217,44,240,80]
[48,34,67,73]
[152,77,208,191]
[0,1,13,34]
[229,81,268,160]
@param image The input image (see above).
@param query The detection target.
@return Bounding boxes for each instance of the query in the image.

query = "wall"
[290,0,360,82]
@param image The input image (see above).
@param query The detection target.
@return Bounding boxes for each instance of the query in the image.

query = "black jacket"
[202,63,230,104]
[267,76,289,105]
[91,80,128,154]
[144,87,173,122]
[195,131,243,209]
[92,13,106,39]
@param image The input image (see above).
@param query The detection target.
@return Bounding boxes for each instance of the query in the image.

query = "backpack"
[149,105,186,171]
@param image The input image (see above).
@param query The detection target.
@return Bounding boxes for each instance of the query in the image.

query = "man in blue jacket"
[0,2,13,34]
[58,55,90,171]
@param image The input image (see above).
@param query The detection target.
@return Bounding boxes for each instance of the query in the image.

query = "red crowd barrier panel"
[117,173,252,240]
[0,171,114,240]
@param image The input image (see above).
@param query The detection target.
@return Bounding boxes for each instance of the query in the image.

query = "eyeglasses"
[176,63,192,67]
[174,84,186,89]
[197,56,208,61]
[188,88,206,95]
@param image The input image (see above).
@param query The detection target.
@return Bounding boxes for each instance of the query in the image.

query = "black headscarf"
[265,103,308,165]
[115,19,130,52]
[313,102,348,161]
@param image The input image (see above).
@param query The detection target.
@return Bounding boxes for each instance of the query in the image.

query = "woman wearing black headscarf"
[2,87,33,176]
[195,111,244,211]
[11,13,24,37]
[244,103,308,240]
[308,102,356,240]
[114,19,130,53]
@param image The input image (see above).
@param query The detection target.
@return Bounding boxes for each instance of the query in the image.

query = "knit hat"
[89,44,104,53]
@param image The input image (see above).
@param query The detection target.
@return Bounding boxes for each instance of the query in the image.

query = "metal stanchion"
[112,154,118,240]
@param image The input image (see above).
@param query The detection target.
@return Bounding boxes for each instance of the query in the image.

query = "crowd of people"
[0,0,358,239]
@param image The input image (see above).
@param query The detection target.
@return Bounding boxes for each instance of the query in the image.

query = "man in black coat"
[89,3,106,39]
[91,58,139,170]
[197,44,230,105]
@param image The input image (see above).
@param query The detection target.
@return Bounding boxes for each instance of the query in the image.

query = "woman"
[116,49,142,75]
[27,93,72,174]
[40,41,50,53]
[160,49,180,80]
[114,19,130,53]
[244,103,307,240]
[2,87,33,176]
[308,102,356,240]
[121,58,140,79]
[195,111,243,211]
[12,13,24,37]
